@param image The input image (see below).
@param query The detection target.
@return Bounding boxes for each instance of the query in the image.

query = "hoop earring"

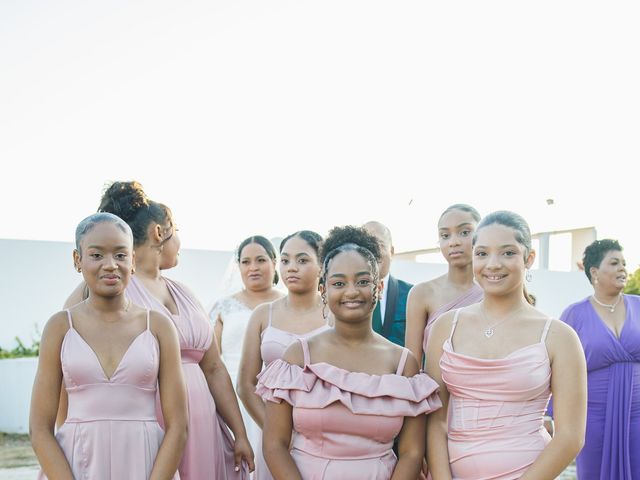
[525,269,532,282]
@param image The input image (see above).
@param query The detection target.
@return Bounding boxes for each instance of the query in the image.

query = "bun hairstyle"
[279,230,324,261]
[236,235,280,285]
[582,239,623,283]
[98,181,173,247]
[439,203,481,223]
[473,210,535,305]
[320,226,382,288]
[75,212,133,254]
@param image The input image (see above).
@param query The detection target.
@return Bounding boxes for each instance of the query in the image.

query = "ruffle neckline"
[256,359,442,417]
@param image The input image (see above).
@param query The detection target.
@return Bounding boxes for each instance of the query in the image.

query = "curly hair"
[98,181,173,247]
[320,226,382,288]
[583,239,623,283]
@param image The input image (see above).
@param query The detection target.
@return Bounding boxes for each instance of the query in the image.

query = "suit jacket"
[373,275,413,346]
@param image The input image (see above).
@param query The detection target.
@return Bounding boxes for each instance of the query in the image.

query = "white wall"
[1,239,593,433]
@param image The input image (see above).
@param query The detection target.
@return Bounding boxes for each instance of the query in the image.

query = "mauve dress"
[559,295,640,479]
[422,284,483,357]
[257,337,442,479]
[254,302,330,480]
[38,310,179,480]
[127,276,248,480]
[440,309,553,479]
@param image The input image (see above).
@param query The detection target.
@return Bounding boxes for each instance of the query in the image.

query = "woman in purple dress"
[559,239,640,479]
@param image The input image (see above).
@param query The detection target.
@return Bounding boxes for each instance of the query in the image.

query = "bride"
[210,235,284,448]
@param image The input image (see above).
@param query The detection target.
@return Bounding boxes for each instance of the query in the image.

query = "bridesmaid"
[426,211,587,479]
[210,235,284,452]
[64,181,254,479]
[237,230,329,479]
[31,213,187,479]
[405,204,483,366]
[257,225,442,479]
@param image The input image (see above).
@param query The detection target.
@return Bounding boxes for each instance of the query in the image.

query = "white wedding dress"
[210,296,261,452]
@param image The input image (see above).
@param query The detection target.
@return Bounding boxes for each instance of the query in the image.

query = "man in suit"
[364,221,413,347]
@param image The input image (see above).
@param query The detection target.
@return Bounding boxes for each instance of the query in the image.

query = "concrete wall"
[0,239,593,433]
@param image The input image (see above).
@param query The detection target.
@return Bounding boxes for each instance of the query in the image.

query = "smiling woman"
[425,211,587,480]
[256,225,441,480]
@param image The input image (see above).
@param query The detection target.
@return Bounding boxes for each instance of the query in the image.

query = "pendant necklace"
[591,293,622,313]
[481,304,525,339]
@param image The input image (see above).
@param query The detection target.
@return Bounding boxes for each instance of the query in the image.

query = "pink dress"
[127,276,248,480]
[440,309,553,479]
[38,310,178,480]
[257,337,442,479]
[255,302,331,479]
[422,283,483,356]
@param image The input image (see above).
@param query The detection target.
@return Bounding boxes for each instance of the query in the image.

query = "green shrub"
[625,266,640,295]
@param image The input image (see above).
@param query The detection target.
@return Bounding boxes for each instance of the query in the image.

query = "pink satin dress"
[38,310,178,480]
[440,309,553,479]
[255,302,331,479]
[257,337,442,479]
[127,276,247,480]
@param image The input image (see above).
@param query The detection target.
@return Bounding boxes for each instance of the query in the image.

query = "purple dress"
[560,294,640,479]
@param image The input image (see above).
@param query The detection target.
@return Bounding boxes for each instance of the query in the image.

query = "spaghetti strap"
[268,302,273,327]
[298,337,311,366]
[65,309,73,329]
[146,309,151,330]
[396,348,410,375]
[449,309,462,341]
[540,317,553,342]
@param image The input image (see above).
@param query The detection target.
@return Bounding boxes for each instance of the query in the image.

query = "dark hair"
[439,203,481,223]
[279,230,323,261]
[582,239,623,283]
[473,210,534,305]
[236,235,279,285]
[320,226,382,287]
[98,181,173,247]
[75,212,133,254]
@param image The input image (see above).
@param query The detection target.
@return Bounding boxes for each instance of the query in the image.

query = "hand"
[234,436,255,473]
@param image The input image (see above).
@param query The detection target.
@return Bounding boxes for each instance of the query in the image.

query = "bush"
[625,266,640,295]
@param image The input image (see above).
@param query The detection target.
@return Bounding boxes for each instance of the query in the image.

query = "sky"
[1,1,639,270]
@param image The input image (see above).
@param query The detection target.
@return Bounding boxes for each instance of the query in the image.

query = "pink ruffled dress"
[440,309,553,479]
[38,310,178,480]
[257,337,442,479]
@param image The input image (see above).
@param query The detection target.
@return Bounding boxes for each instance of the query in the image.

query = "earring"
[76,267,82,273]
[525,269,532,282]
[131,268,136,274]
[321,293,328,320]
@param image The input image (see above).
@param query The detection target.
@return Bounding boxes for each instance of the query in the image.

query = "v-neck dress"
[127,276,248,480]
[38,309,178,480]
[558,295,640,479]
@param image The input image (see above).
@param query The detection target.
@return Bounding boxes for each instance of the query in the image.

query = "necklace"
[591,293,622,313]
[480,304,524,339]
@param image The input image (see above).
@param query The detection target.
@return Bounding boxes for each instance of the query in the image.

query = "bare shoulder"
[249,301,273,330]
[400,347,420,376]
[281,340,305,367]
[546,318,581,349]
[42,310,72,339]
[148,309,177,336]
[430,308,458,339]
[409,278,438,300]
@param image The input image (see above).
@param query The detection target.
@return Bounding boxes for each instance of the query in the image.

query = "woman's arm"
[425,313,454,480]
[237,304,269,428]
[391,353,426,480]
[210,306,224,355]
[29,313,75,479]
[519,321,587,480]
[150,311,189,480]
[405,284,429,368]
[200,329,255,472]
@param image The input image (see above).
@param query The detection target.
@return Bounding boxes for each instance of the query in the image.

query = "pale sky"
[2,1,638,270]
